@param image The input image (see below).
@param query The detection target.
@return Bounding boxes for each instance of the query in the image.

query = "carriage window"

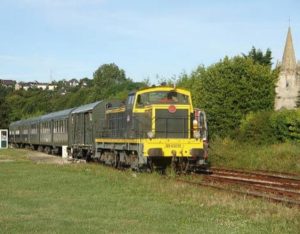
[64,119,67,132]
[89,112,93,121]
[31,125,37,134]
[59,121,61,133]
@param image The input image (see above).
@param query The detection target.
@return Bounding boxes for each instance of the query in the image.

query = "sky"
[0,0,300,83]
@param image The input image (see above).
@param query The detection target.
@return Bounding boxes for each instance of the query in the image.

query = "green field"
[0,149,299,233]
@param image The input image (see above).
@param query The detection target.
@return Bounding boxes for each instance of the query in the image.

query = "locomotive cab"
[133,86,208,171]
[133,87,192,139]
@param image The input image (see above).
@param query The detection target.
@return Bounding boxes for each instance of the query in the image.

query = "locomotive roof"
[71,101,102,114]
[137,86,191,95]
[40,108,74,122]
[134,86,189,93]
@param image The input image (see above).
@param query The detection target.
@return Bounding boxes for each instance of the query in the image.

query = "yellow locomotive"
[96,86,208,172]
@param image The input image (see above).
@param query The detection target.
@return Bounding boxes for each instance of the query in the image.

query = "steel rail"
[176,178,300,207]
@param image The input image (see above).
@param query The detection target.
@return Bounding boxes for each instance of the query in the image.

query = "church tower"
[275,27,300,110]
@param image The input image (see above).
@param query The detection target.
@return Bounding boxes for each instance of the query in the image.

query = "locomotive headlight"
[147,131,155,139]
[193,119,198,130]
[193,130,200,139]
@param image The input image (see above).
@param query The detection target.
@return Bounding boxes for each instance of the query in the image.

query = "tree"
[79,77,93,88]
[93,63,127,100]
[180,56,276,137]
[243,47,273,67]
[0,98,10,128]
[0,84,11,128]
[177,66,206,106]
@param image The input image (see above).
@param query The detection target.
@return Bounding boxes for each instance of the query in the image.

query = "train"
[9,86,208,172]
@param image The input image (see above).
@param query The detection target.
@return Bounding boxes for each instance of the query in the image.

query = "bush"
[237,109,300,144]
[270,109,300,142]
[238,111,276,144]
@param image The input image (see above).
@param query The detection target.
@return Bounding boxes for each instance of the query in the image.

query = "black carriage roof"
[40,108,74,122]
[10,116,41,127]
[71,101,102,114]
[9,101,104,127]
[9,120,22,127]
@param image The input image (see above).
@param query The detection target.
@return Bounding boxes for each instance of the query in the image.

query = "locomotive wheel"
[44,146,52,155]
[147,158,154,173]
[171,156,180,175]
[182,158,190,174]
[113,154,120,168]
[86,151,92,162]
[171,157,189,175]
[38,146,43,152]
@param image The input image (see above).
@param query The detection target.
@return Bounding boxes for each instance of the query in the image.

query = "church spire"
[281,27,297,73]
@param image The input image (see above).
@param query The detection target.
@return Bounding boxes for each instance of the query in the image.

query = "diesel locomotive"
[9,86,208,172]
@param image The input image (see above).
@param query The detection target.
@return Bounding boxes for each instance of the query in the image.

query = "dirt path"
[24,151,71,165]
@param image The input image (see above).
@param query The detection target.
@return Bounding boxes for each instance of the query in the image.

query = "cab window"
[127,94,135,107]
[136,91,189,108]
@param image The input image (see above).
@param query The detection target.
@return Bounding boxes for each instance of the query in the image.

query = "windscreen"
[136,91,189,108]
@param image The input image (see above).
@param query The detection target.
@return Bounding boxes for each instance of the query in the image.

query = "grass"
[0,149,300,233]
[209,138,300,174]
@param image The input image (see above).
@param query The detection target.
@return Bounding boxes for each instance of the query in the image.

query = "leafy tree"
[0,97,10,128]
[93,63,127,100]
[179,56,276,137]
[177,66,205,107]
[79,77,93,88]
[243,47,273,67]
[0,84,11,128]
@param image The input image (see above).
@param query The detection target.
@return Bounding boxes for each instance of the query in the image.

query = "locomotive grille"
[155,109,189,138]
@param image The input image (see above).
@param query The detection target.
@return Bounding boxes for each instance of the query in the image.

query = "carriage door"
[84,112,93,145]
[77,114,84,145]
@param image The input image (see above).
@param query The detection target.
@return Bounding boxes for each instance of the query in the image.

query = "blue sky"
[1,0,299,83]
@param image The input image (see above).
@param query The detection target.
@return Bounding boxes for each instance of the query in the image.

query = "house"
[35,81,48,90]
[15,81,57,91]
[48,84,57,91]
[0,79,16,88]
[68,79,79,87]
[21,82,33,91]
[15,82,22,90]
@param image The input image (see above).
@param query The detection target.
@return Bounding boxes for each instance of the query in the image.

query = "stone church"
[275,27,300,110]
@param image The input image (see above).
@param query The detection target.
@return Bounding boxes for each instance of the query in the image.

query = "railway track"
[177,167,300,207]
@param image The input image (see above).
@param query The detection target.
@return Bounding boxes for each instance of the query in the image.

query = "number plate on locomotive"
[165,143,182,148]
